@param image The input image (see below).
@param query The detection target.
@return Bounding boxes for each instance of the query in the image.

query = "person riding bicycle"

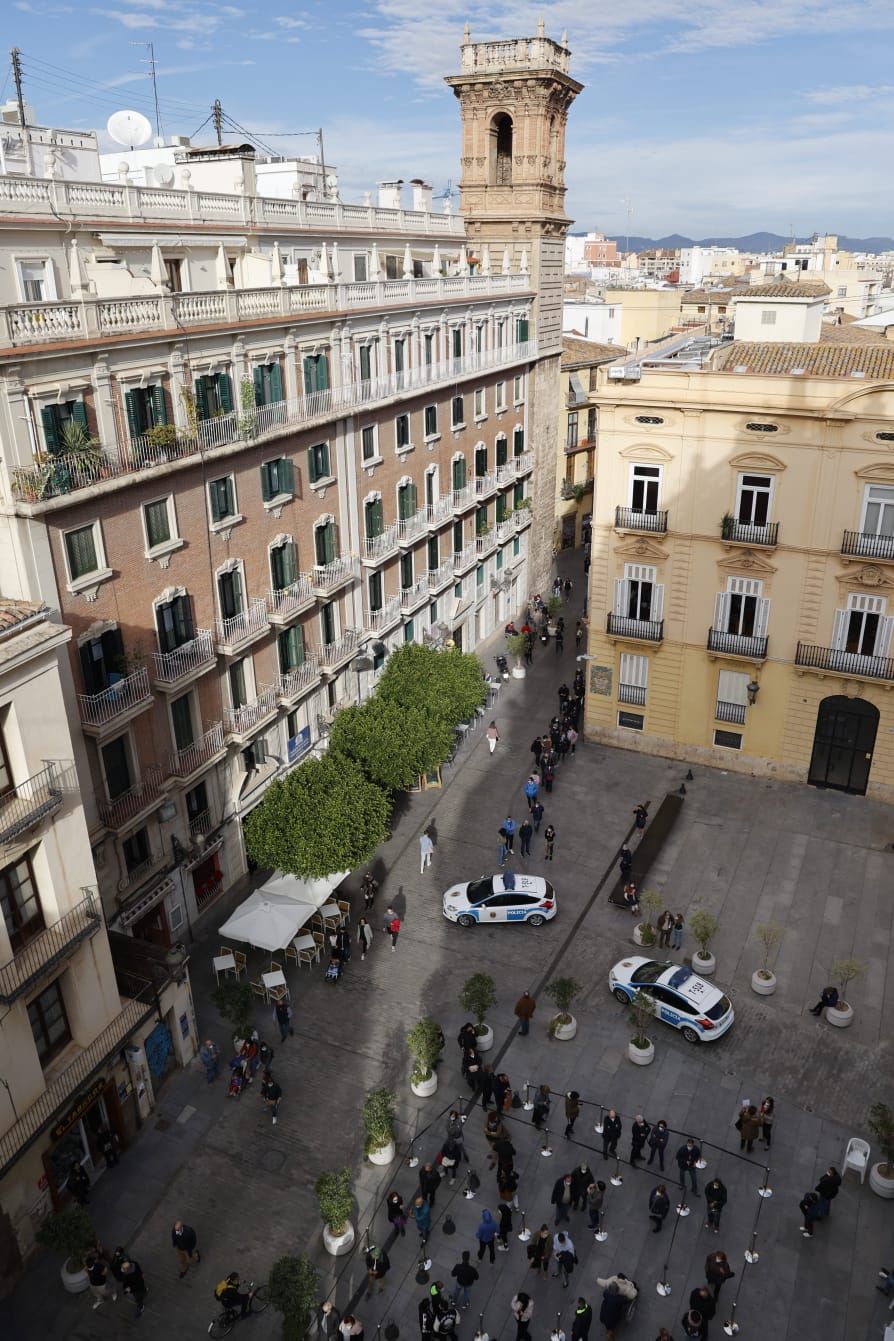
[216,1272,254,1318]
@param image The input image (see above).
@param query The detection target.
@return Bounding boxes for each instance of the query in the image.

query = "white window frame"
[614,563,664,623]
[474,387,486,422]
[513,374,524,405]
[713,577,769,639]
[395,412,413,454]
[62,519,113,596]
[423,404,439,442]
[451,394,466,430]
[735,472,774,527]
[207,472,243,534]
[629,463,662,512]
[618,652,648,703]
[141,493,182,562]
[760,309,777,326]
[353,253,368,283]
[215,557,247,622]
[360,424,380,464]
[495,380,507,412]
[833,593,894,659]
[859,483,894,538]
[15,256,58,303]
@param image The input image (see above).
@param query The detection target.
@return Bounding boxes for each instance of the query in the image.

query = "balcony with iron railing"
[0,973,156,1175]
[427,560,454,592]
[397,511,427,547]
[618,683,647,706]
[564,435,598,455]
[715,700,746,725]
[841,530,894,563]
[188,808,215,842]
[400,578,430,612]
[424,497,453,530]
[214,597,269,656]
[97,764,164,832]
[0,888,102,1005]
[0,763,63,846]
[606,614,664,643]
[451,485,476,514]
[514,451,534,476]
[794,642,894,682]
[706,629,768,661]
[514,506,532,530]
[116,849,171,895]
[495,462,515,487]
[362,525,399,565]
[495,518,515,545]
[277,657,322,703]
[476,528,497,558]
[167,723,226,784]
[453,542,478,574]
[152,630,216,693]
[319,629,361,673]
[614,507,669,534]
[225,685,278,743]
[267,575,315,624]
[366,595,402,636]
[78,666,153,737]
[474,472,498,501]
[721,519,779,547]
[311,555,357,596]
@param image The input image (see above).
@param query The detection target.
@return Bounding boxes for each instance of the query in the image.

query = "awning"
[218,869,348,951]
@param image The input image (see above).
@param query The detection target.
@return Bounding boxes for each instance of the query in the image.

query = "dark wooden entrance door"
[807,695,879,795]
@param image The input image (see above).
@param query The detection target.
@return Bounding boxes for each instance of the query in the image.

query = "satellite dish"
[106,109,152,149]
[151,162,175,187]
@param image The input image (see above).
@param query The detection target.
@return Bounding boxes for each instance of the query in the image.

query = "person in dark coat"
[571,1298,592,1341]
[737,1104,761,1153]
[532,1084,551,1130]
[479,1064,496,1110]
[551,1172,574,1225]
[97,1126,119,1168]
[440,1137,463,1187]
[676,1138,701,1195]
[809,985,839,1016]
[497,1199,513,1250]
[365,1246,390,1295]
[67,1161,90,1205]
[120,1259,147,1316]
[799,1190,823,1237]
[647,1119,669,1171]
[485,1111,507,1167]
[387,1192,407,1235]
[704,1177,728,1232]
[171,1220,200,1277]
[492,1072,510,1114]
[598,1283,626,1339]
[564,1091,582,1138]
[601,1109,622,1160]
[648,1184,670,1232]
[704,1250,734,1298]
[569,1162,595,1210]
[681,1310,705,1339]
[418,1162,441,1207]
[689,1287,715,1335]
[629,1115,651,1165]
[815,1166,841,1216]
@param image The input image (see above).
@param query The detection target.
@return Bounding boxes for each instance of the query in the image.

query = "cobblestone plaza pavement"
[4,554,893,1341]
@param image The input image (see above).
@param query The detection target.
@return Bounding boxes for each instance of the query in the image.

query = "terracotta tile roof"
[681,287,747,307]
[820,322,889,345]
[0,598,46,634]
[562,336,622,369]
[712,339,894,378]
[735,281,831,300]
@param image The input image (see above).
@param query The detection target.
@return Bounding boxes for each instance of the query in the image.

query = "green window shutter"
[71,400,89,434]
[427,536,439,568]
[317,355,329,392]
[260,462,272,503]
[324,521,336,564]
[280,457,294,495]
[144,500,171,548]
[41,406,61,454]
[150,383,168,425]
[514,482,524,508]
[369,571,383,611]
[514,427,525,456]
[452,457,466,490]
[400,553,413,588]
[216,373,233,414]
[279,627,304,673]
[281,539,296,586]
[366,499,383,537]
[65,525,98,579]
[496,436,508,466]
[124,390,142,441]
[269,360,284,403]
[475,446,487,476]
[194,377,210,422]
[452,520,463,551]
[174,594,194,643]
[171,694,195,751]
[209,478,231,522]
[308,446,319,484]
[253,366,264,407]
[517,318,529,343]
[359,346,371,382]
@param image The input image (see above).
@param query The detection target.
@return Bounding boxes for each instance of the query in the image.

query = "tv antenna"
[106,109,152,150]
[436,179,458,203]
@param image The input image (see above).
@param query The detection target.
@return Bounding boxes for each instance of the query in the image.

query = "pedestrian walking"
[551,1172,574,1225]
[479,1064,495,1110]
[486,721,500,754]
[564,1091,581,1138]
[671,912,684,950]
[759,1096,774,1148]
[531,736,543,765]
[357,917,373,960]
[498,825,511,865]
[475,1208,498,1263]
[575,622,583,650]
[365,1246,390,1296]
[519,819,533,857]
[544,824,556,860]
[552,1231,576,1287]
[171,1220,200,1277]
[648,1185,670,1233]
[598,1278,636,1341]
[67,1161,90,1205]
[492,1071,510,1114]
[657,911,674,949]
[542,758,555,793]
[799,1190,823,1238]
[622,882,640,916]
[86,1255,118,1310]
[531,800,545,833]
[681,1310,705,1340]
[412,1195,432,1245]
[876,1265,894,1296]
[566,726,579,755]
[503,816,516,851]
[736,1104,761,1153]
[564,578,573,601]
[385,909,401,950]
[569,1161,594,1210]
[198,1039,220,1083]
[497,1198,513,1251]
[629,1115,651,1165]
[507,995,535,1047]
[809,984,839,1016]
[689,1287,715,1333]
[387,1191,407,1236]
[120,1259,147,1317]
[526,1225,552,1280]
[420,831,434,873]
[361,871,379,909]
[619,846,633,881]
[440,1140,462,1187]
[555,628,564,654]
[704,1177,727,1233]
[815,1166,841,1217]
[450,1251,479,1310]
[571,1299,592,1341]
[260,1069,282,1124]
[532,1084,551,1130]
[273,996,293,1042]
[647,1119,669,1170]
[676,1138,701,1195]
[511,1292,534,1341]
[339,1315,364,1341]
[601,1109,622,1161]
[524,775,539,811]
[633,802,649,832]
[419,1161,441,1207]
[705,1251,734,1298]
[498,1165,520,1211]
[585,1181,606,1229]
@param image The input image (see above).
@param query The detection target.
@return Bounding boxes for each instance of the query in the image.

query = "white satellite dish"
[106,109,152,150]
[151,162,175,187]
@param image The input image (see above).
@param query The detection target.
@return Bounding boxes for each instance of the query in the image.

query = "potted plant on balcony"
[60,418,105,482]
[315,1167,355,1255]
[459,973,497,1051]
[363,1087,397,1166]
[627,988,657,1066]
[239,376,259,439]
[720,512,735,540]
[867,1102,894,1198]
[633,887,662,948]
[36,1202,97,1293]
[268,1254,319,1341]
[505,632,528,680]
[689,909,720,976]
[143,423,179,464]
[545,976,581,1040]
[752,923,785,995]
[825,957,866,1028]
[406,1017,442,1097]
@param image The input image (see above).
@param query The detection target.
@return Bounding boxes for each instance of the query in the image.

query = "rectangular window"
[218,568,244,620]
[513,536,520,557]
[124,385,168,439]
[495,320,505,349]
[424,333,434,366]
[208,475,236,523]
[194,372,233,421]
[400,552,414,589]
[614,564,664,623]
[452,520,463,552]
[424,405,438,438]
[476,565,484,588]
[404,619,415,643]
[761,310,777,326]
[315,521,336,566]
[164,257,183,292]
[185,781,208,824]
[270,540,297,592]
[361,426,378,462]
[427,535,439,570]
[253,362,284,407]
[40,399,88,455]
[630,464,661,512]
[28,979,71,1066]
[617,711,644,731]
[513,375,523,403]
[861,485,894,537]
[359,345,372,382]
[156,594,194,653]
[101,736,131,800]
[308,442,331,484]
[714,577,769,639]
[474,389,485,419]
[303,353,330,395]
[278,624,305,673]
[618,653,649,703]
[475,444,488,477]
[714,729,742,749]
[385,254,400,280]
[229,660,248,710]
[513,482,524,509]
[143,497,173,550]
[369,571,383,612]
[452,457,467,491]
[0,855,43,952]
[566,413,579,449]
[64,524,99,580]
[171,694,195,750]
[516,317,529,344]
[736,474,772,527]
[496,436,508,468]
[393,339,406,374]
[452,327,463,361]
[451,395,464,428]
[122,827,151,874]
[398,481,417,520]
[496,548,504,570]
[354,254,368,282]
[18,258,53,303]
[260,457,295,502]
[396,414,410,449]
[513,427,525,458]
[320,601,336,645]
[495,381,506,411]
[365,497,384,538]
[834,593,893,658]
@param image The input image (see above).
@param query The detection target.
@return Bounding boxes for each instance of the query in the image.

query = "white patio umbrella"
[481,244,491,276]
[431,243,442,276]
[369,242,382,280]
[271,240,284,286]
[150,241,167,288]
[218,889,317,952]
[215,243,230,290]
[68,239,88,297]
[260,870,349,907]
[519,247,530,275]
[317,241,330,282]
[501,245,511,275]
[402,242,413,278]
[330,240,342,282]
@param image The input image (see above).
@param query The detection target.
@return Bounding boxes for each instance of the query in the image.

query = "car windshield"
[466,878,494,905]
[668,967,695,991]
[631,961,667,984]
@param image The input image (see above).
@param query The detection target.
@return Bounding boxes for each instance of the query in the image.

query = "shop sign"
[49,1077,106,1142]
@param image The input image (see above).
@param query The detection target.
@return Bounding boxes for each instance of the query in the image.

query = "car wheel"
[612,987,629,1005]
[681,1026,701,1044]
[527,914,545,928]
[457,914,476,928]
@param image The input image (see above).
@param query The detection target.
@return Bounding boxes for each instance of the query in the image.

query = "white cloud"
[275,14,306,27]
[806,83,894,105]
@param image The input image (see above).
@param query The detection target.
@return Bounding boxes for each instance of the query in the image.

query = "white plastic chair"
[843,1136,870,1183]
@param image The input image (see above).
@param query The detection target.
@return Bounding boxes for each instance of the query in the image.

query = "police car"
[608,957,735,1043]
[442,874,557,928]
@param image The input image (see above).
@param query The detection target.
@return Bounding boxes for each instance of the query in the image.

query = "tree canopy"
[330,695,454,792]
[243,751,390,879]
[376,643,485,728]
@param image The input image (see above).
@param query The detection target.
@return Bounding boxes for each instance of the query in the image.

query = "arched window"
[490,113,513,185]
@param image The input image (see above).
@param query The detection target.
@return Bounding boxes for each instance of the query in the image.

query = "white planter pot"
[751,970,777,996]
[368,1138,396,1166]
[628,1038,655,1066]
[411,1071,438,1098]
[869,1162,894,1199]
[632,925,655,948]
[511,666,526,679]
[693,952,715,976]
[323,1221,355,1256]
[475,1023,494,1052]
[551,1014,577,1041]
[825,1002,853,1028]
[61,1260,89,1294]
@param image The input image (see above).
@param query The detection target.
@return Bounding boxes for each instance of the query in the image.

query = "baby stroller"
[324,957,342,984]
[227,1057,246,1098]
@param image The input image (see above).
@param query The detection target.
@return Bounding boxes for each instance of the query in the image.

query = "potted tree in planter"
[545,976,581,1041]
[268,1254,319,1341]
[627,989,657,1066]
[460,973,497,1050]
[867,1102,894,1199]
[633,888,662,948]
[315,1167,355,1255]
[825,957,866,1028]
[689,909,720,976]
[720,512,735,541]
[505,632,528,680]
[406,1017,442,1097]
[212,977,255,1048]
[363,1087,397,1166]
[752,923,785,995]
[36,1203,97,1293]
[546,596,563,635]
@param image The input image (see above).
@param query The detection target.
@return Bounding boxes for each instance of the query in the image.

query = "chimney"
[410,179,432,212]
[378,179,404,210]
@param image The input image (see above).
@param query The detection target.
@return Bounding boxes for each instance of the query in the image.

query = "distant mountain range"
[598,232,894,256]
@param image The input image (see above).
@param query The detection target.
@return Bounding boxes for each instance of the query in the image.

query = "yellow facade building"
[557,338,619,549]
[581,308,894,802]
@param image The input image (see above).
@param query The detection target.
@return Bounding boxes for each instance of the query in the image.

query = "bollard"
[443,1214,456,1236]
[541,1125,553,1157]
[757,1166,773,1199]
[523,1082,534,1112]
[594,1104,604,1135]
[722,1299,740,1336]
[518,1210,532,1243]
[656,1266,672,1297]
[594,1209,608,1243]
[744,1230,759,1264]
[610,1154,623,1187]
[407,1140,419,1170]
[695,1136,707,1171]
[676,1189,691,1217]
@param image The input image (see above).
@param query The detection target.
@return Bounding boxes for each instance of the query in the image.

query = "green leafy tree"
[244,752,390,878]
[211,978,255,1038]
[330,696,454,792]
[268,1255,319,1341]
[376,643,485,730]
[36,1204,96,1271]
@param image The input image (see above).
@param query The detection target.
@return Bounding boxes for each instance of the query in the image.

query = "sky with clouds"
[6,0,894,238]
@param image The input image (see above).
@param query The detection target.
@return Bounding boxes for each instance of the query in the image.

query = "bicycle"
[208,1282,268,1337]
